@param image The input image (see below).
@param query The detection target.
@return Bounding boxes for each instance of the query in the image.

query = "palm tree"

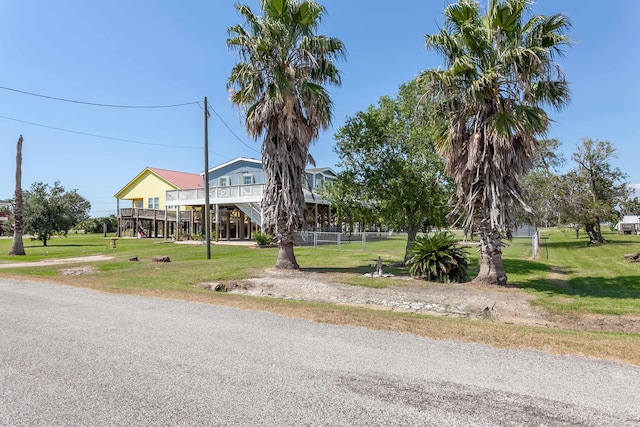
[227,0,345,269]
[8,135,26,256]
[422,0,571,285]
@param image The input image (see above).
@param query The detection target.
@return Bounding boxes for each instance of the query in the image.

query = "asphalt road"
[1,278,639,426]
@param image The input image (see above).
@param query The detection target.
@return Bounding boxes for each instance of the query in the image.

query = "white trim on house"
[200,157,262,176]
[242,174,254,185]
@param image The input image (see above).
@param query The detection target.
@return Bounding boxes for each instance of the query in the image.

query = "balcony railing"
[166,184,266,204]
[165,183,329,206]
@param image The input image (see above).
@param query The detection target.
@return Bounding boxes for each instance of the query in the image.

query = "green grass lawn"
[504,229,640,316]
[1,229,639,316]
[0,229,640,315]
[2,230,640,365]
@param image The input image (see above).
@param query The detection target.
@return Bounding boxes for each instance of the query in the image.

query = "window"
[242,174,253,185]
[147,197,159,209]
[219,176,229,187]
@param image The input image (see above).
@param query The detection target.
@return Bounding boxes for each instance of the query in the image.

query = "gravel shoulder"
[211,268,640,334]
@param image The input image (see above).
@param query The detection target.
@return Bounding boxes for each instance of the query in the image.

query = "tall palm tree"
[8,135,26,256]
[227,0,345,269]
[422,0,571,285]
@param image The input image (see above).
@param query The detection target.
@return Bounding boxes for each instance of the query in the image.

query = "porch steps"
[235,202,262,227]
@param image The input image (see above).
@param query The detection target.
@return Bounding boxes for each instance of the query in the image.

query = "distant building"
[616,215,640,235]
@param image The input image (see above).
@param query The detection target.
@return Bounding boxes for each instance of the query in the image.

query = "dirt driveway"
[0,255,113,269]
[214,268,640,334]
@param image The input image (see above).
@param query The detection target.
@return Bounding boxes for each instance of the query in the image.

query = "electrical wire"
[0,84,249,158]
[0,85,199,109]
[0,114,230,160]
[202,103,260,154]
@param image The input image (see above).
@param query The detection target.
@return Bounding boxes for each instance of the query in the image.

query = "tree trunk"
[403,225,420,265]
[275,241,299,269]
[473,227,507,286]
[585,221,605,244]
[8,135,26,256]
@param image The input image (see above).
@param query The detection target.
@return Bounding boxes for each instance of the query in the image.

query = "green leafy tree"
[331,80,452,263]
[619,196,640,217]
[517,139,566,227]
[74,215,118,234]
[23,181,91,246]
[227,0,346,269]
[422,0,571,286]
[0,202,11,237]
[319,172,378,235]
[560,138,630,243]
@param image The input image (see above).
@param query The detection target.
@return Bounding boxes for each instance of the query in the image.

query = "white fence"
[532,229,540,259]
[294,231,389,251]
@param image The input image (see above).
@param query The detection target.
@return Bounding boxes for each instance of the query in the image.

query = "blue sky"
[0,0,638,217]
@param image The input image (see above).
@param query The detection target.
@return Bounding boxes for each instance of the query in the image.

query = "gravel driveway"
[2,278,640,426]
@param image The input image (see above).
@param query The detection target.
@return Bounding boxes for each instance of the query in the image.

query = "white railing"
[294,231,389,251]
[166,184,266,203]
[532,229,541,259]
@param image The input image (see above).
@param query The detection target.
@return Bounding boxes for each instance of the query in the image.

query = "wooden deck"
[117,208,201,239]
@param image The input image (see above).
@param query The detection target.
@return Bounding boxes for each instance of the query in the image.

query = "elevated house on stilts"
[115,158,337,241]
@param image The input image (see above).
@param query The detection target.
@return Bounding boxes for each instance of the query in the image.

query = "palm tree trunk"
[269,207,299,269]
[474,227,507,286]
[8,135,26,256]
[275,241,299,269]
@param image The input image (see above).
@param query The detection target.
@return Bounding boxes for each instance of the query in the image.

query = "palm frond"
[422,0,571,240]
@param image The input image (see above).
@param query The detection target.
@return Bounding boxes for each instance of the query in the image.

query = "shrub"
[254,231,275,247]
[407,232,469,283]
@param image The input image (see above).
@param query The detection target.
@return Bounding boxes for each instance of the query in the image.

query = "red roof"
[148,167,203,189]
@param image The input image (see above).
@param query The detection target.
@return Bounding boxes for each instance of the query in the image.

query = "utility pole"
[204,96,211,259]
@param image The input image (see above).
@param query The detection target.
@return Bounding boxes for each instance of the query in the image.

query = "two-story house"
[165,157,337,241]
[114,167,203,238]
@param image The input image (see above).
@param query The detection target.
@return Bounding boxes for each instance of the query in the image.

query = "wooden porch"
[117,208,201,239]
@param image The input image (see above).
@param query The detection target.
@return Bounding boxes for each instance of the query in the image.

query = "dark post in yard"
[204,96,211,259]
[8,135,26,256]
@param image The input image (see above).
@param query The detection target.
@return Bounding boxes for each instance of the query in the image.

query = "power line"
[0,114,199,148]
[0,114,226,158]
[0,84,250,158]
[0,85,199,109]
[200,103,260,154]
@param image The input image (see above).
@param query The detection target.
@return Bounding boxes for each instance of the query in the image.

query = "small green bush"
[254,231,275,246]
[407,232,469,283]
